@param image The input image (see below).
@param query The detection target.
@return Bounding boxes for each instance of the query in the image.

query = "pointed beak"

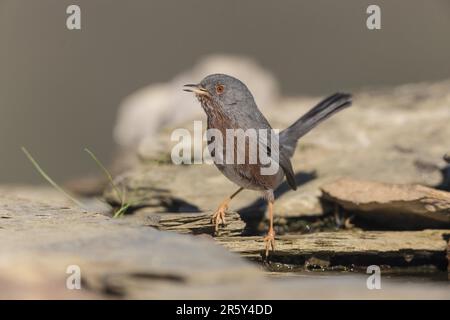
[183,84,210,96]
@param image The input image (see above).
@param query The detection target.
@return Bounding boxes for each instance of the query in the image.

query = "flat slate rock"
[1,188,449,299]
[132,209,246,237]
[321,178,450,229]
[216,230,450,271]
[128,208,450,272]
[0,190,265,299]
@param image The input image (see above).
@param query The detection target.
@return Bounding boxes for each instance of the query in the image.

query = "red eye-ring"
[215,84,225,95]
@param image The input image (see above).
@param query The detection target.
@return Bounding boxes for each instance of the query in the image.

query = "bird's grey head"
[183,74,255,113]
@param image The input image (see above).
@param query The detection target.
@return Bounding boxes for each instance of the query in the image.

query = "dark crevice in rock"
[129,272,185,283]
[265,251,449,271]
[349,212,450,231]
[164,198,201,213]
[436,165,450,191]
[117,197,201,216]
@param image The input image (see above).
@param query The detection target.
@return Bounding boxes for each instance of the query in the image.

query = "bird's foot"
[263,229,275,258]
[211,203,228,233]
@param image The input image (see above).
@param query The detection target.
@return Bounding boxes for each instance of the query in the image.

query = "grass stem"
[84,148,130,218]
[21,147,85,209]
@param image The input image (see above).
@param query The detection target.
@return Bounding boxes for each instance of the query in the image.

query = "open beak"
[183,84,210,96]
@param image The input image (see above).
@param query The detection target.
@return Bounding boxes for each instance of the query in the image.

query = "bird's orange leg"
[264,200,275,257]
[211,187,243,232]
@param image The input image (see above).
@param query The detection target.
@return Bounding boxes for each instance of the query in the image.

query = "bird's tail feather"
[280,93,352,158]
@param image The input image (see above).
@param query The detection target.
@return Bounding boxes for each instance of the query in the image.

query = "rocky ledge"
[1,188,449,299]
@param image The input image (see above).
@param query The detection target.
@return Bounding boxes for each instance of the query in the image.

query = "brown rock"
[321,178,450,229]
[217,229,450,271]
[0,189,264,299]
[103,163,262,213]
[2,187,449,299]
[133,209,246,237]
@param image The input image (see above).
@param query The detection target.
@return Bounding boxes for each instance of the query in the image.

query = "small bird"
[184,74,351,256]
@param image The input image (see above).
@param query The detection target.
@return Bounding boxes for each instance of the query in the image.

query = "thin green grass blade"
[113,203,130,218]
[21,147,85,209]
[84,148,124,205]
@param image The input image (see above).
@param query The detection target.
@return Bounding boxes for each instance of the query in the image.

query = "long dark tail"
[280,93,352,158]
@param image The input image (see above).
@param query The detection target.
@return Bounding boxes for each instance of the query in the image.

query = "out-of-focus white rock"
[113,54,280,156]
[114,84,170,150]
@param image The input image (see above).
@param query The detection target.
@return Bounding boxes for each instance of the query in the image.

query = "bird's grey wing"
[256,131,297,191]
[249,112,297,190]
[279,147,297,190]
[228,107,297,190]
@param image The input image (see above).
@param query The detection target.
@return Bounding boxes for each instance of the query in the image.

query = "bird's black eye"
[215,84,225,95]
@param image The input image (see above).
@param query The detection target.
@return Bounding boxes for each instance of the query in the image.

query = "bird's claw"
[263,229,275,258]
[211,204,228,233]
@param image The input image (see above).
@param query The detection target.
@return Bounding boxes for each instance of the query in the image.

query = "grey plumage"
[186,73,352,194]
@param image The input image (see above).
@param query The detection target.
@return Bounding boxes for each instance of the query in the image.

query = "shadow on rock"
[239,171,317,223]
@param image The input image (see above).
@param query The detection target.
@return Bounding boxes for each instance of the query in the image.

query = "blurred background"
[1,0,449,183]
